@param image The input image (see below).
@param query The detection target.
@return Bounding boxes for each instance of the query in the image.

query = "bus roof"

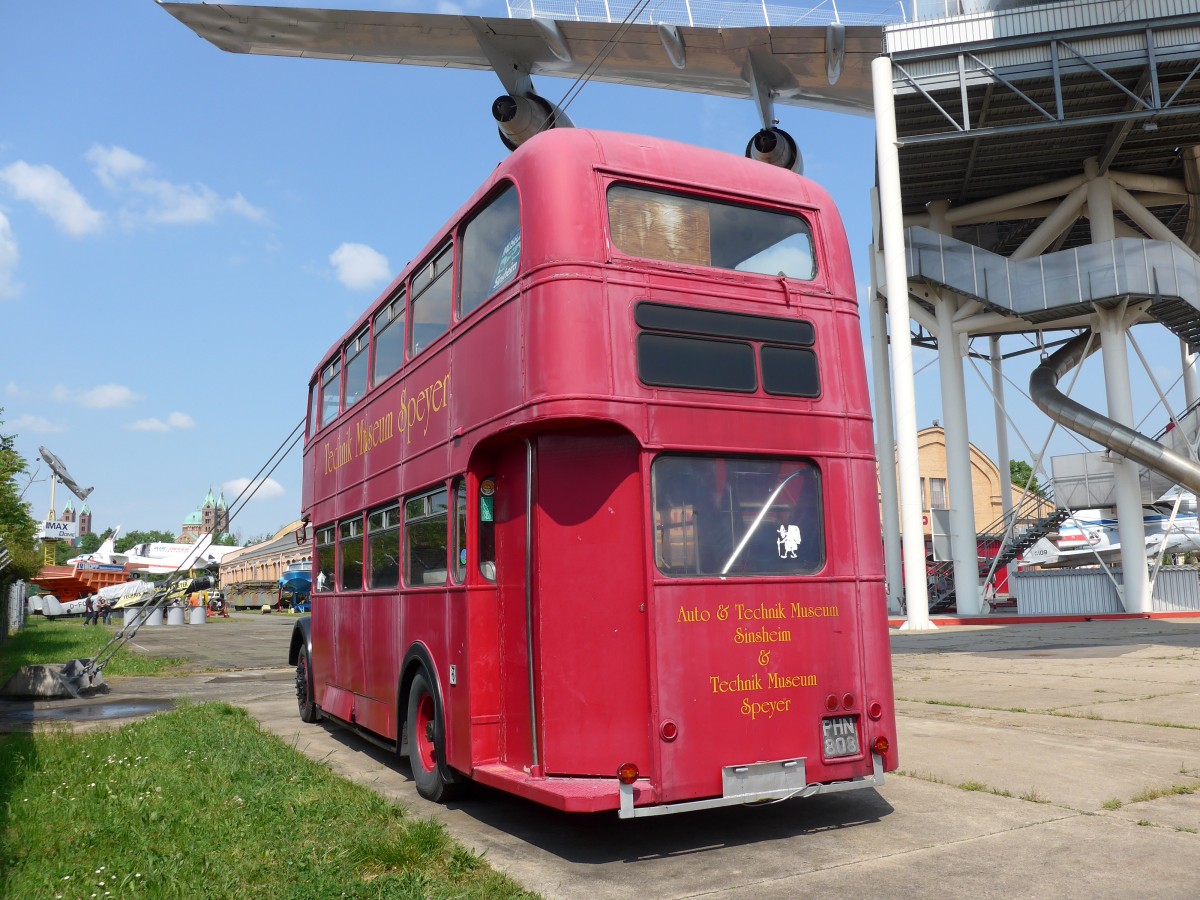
[311,128,847,383]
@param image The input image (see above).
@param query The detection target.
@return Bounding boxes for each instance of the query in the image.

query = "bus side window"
[315,526,335,592]
[478,476,496,582]
[410,243,454,356]
[339,518,364,591]
[372,290,406,386]
[459,183,520,317]
[452,478,467,583]
[343,327,369,409]
[367,503,400,590]
[308,380,320,436]
[319,358,341,427]
[406,488,448,586]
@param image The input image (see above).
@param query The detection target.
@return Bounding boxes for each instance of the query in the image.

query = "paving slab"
[6,615,1200,897]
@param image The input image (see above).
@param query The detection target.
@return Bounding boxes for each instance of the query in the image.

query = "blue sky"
[1,0,1194,545]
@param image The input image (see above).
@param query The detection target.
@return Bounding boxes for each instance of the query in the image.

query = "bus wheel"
[407,671,461,803]
[295,649,319,723]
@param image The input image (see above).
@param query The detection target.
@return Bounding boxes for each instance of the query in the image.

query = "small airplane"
[1021,490,1200,568]
[66,528,241,574]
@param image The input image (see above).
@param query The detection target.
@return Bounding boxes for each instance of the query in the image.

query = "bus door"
[533,429,650,777]
[488,440,538,771]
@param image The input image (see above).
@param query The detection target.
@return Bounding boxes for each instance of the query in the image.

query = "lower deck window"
[652,455,824,577]
[406,488,448,586]
[340,519,363,591]
[315,526,335,592]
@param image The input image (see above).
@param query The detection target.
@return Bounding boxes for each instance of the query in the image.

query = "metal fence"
[1013,567,1200,615]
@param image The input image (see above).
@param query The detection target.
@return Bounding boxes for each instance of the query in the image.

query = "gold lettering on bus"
[710,673,762,693]
[735,602,787,621]
[734,626,792,644]
[677,605,710,623]
[398,372,452,444]
[767,672,818,689]
[790,603,840,618]
[324,427,355,475]
[741,698,791,720]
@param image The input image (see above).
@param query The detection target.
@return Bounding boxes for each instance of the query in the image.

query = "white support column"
[873,56,933,630]
[990,335,1015,596]
[870,284,904,614]
[1182,341,1200,410]
[1095,306,1151,613]
[935,292,981,614]
[1085,158,1116,243]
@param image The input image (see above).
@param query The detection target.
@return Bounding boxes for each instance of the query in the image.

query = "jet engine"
[745,128,803,175]
[492,94,571,150]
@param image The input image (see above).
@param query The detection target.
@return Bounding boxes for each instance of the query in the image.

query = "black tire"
[296,649,319,723]
[406,670,463,803]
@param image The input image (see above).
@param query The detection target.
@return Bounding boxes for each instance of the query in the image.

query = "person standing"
[83,595,95,625]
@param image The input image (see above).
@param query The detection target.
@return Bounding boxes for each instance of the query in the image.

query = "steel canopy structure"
[871,0,1200,627]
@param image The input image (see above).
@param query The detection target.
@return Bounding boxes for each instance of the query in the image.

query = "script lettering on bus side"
[398,372,451,444]
[323,370,451,474]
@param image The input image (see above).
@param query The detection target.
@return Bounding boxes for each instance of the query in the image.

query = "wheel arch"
[398,641,441,756]
[288,615,312,666]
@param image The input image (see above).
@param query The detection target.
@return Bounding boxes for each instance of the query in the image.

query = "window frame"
[404,486,449,588]
[372,288,407,388]
[315,525,336,593]
[367,503,401,591]
[457,182,521,319]
[338,517,364,592]
[342,326,370,410]
[409,242,455,357]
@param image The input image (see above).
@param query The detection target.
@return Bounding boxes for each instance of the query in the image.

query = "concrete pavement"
[4,613,1199,897]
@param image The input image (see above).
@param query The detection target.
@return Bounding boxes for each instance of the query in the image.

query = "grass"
[1,616,186,683]
[0,702,537,900]
[1101,798,1123,810]
[1129,783,1197,803]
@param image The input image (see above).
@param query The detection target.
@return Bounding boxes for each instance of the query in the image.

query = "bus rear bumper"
[470,754,885,817]
[617,753,885,819]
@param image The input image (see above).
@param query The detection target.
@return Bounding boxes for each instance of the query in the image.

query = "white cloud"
[127,418,170,432]
[126,410,195,432]
[223,476,285,502]
[86,144,267,226]
[0,211,21,300]
[78,384,140,409]
[10,414,65,434]
[330,242,390,291]
[0,160,104,237]
[5,381,29,399]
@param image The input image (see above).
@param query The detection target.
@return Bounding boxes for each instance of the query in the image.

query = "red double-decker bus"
[291,129,896,818]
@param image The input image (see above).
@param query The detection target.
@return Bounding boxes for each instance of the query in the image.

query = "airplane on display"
[1021,490,1200,568]
[158,0,895,175]
[67,528,242,574]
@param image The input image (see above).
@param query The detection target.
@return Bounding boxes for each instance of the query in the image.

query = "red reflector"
[842,693,855,710]
[824,694,839,711]
[617,762,640,785]
[872,736,890,756]
[659,720,678,742]
[867,701,883,721]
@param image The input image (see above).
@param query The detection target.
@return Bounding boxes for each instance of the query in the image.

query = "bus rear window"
[607,184,816,280]
[652,455,824,577]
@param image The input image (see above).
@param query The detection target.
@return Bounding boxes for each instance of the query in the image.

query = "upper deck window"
[343,328,369,410]
[411,243,454,356]
[319,359,341,427]
[460,184,520,317]
[607,185,816,280]
[308,381,320,436]
[373,290,406,386]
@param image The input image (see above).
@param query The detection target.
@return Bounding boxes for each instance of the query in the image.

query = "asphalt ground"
[4,612,1199,898]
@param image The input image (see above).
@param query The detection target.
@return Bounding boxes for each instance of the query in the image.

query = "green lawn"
[0,615,185,683]
[0,703,537,899]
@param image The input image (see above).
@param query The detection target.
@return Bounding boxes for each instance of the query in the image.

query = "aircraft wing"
[158,3,882,115]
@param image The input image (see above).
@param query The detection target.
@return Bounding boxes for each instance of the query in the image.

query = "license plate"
[822,715,861,758]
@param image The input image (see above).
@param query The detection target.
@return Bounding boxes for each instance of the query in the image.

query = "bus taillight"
[659,720,679,742]
[872,736,890,757]
[867,701,883,721]
[618,762,640,785]
[841,693,855,710]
